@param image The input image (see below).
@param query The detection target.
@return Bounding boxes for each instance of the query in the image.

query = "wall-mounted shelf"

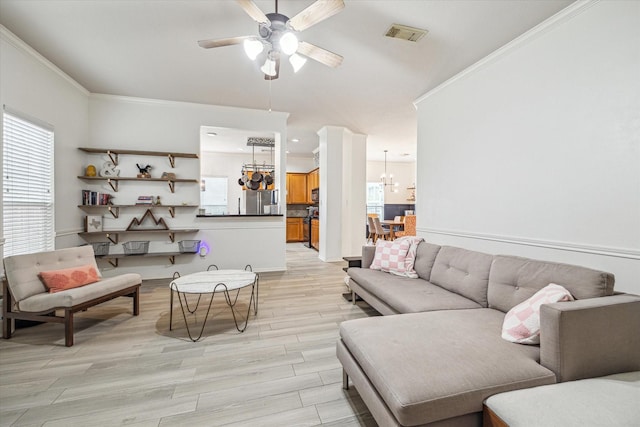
[96,251,194,268]
[78,147,201,269]
[78,204,198,218]
[78,147,198,168]
[79,229,199,244]
[77,176,198,193]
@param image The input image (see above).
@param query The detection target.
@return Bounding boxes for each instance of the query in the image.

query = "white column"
[318,126,367,262]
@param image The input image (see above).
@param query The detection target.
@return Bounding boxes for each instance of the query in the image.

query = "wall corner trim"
[1,25,90,96]
[413,0,599,106]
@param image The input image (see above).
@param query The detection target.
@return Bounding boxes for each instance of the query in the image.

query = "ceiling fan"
[198,0,345,80]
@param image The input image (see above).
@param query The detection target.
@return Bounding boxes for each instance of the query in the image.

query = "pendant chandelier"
[381,150,399,192]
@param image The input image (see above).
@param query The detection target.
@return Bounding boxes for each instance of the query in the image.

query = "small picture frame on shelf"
[85,215,103,232]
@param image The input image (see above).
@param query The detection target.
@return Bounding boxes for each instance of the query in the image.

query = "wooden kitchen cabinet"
[306,168,319,203]
[286,217,304,242]
[286,173,307,204]
[311,218,320,250]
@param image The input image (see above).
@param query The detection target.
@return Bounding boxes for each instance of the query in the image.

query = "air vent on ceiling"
[385,24,428,42]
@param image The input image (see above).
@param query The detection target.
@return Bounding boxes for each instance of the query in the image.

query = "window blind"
[2,110,55,257]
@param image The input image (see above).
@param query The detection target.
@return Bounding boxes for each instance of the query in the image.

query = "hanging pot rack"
[238,137,276,190]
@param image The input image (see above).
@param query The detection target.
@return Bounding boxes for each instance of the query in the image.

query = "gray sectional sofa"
[338,242,640,427]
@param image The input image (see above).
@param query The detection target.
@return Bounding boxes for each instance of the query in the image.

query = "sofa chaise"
[338,242,640,427]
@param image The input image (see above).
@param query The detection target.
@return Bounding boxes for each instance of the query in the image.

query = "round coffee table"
[169,269,258,342]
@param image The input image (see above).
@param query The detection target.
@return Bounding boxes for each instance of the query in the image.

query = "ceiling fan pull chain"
[268,76,273,112]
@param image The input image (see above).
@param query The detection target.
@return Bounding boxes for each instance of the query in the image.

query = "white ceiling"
[0,0,573,162]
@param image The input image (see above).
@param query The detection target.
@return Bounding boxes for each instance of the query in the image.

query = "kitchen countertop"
[197,214,284,218]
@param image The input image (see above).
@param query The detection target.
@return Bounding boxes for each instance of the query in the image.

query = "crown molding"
[414,0,599,105]
[1,25,89,96]
[89,93,290,119]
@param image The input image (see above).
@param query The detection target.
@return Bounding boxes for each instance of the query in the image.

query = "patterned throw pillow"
[395,236,424,278]
[369,239,414,277]
[39,264,101,293]
[502,283,574,345]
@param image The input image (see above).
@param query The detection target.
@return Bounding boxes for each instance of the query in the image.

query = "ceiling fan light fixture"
[243,38,264,60]
[289,53,307,72]
[261,57,277,76]
[279,31,299,55]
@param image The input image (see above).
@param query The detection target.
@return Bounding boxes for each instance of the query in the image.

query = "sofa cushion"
[429,246,493,307]
[412,242,441,280]
[348,267,482,313]
[488,255,615,313]
[39,264,101,293]
[339,309,556,426]
[17,273,142,312]
[484,371,640,427]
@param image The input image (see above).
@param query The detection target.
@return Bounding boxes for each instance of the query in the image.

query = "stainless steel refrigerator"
[244,190,275,215]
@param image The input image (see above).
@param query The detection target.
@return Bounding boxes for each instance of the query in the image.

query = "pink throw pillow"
[370,239,414,277]
[395,236,424,278]
[39,264,101,293]
[502,283,574,345]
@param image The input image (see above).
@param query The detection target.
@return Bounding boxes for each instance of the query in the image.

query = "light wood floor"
[0,243,379,427]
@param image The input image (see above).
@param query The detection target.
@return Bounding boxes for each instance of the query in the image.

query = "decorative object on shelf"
[155,195,162,205]
[85,215,103,232]
[197,0,344,81]
[126,209,169,231]
[136,163,152,178]
[178,240,201,253]
[82,190,112,205]
[161,172,177,180]
[85,164,97,177]
[136,196,154,205]
[122,241,150,255]
[381,150,399,193]
[407,184,416,202]
[91,241,110,256]
[100,161,120,177]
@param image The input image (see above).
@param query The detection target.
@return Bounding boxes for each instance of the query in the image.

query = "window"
[2,110,55,257]
[366,182,384,219]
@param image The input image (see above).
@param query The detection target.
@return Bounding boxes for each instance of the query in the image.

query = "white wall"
[366,160,416,205]
[88,94,289,277]
[286,155,315,173]
[0,26,89,267]
[415,1,640,293]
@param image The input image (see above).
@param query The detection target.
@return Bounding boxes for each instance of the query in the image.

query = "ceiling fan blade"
[236,0,269,24]
[198,36,256,49]
[297,41,343,68]
[265,56,280,80]
[288,0,345,32]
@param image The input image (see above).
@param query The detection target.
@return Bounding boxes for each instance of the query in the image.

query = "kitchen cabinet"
[311,218,320,250]
[306,168,319,203]
[286,173,307,204]
[286,217,304,242]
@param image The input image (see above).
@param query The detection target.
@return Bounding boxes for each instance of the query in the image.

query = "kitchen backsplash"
[288,204,310,217]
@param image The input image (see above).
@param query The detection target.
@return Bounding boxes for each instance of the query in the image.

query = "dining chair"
[373,217,391,241]
[395,215,416,237]
[367,216,377,243]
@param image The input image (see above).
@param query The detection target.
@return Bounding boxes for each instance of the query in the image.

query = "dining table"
[381,219,404,240]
